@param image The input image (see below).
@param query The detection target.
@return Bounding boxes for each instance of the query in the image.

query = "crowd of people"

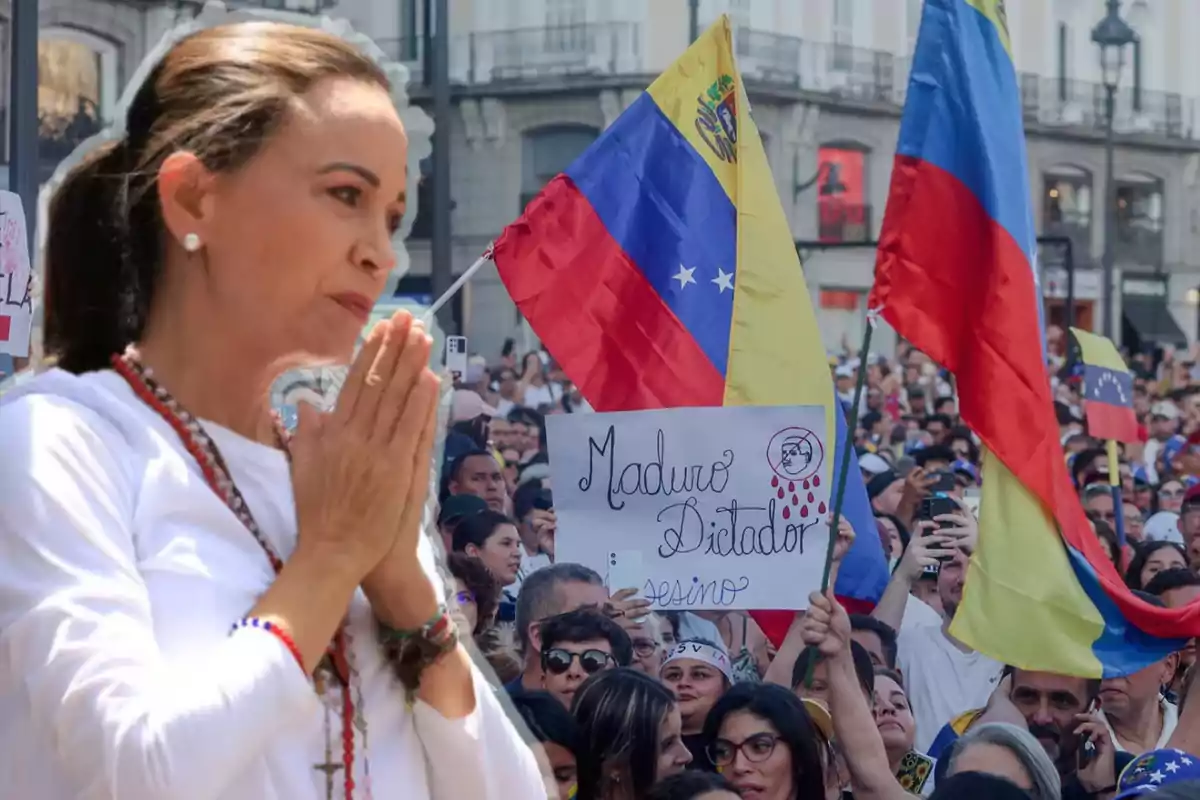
[437,332,1200,800]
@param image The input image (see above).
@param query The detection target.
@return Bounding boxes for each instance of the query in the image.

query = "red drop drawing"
[813,475,821,487]
[788,482,795,492]
[777,488,785,499]
[807,492,815,503]
[800,505,809,518]
[803,479,810,490]
[791,494,799,506]
[819,501,827,514]
[782,506,791,520]
[771,476,779,487]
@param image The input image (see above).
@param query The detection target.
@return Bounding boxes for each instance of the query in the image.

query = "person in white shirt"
[0,22,541,800]
[872,509,1004,753]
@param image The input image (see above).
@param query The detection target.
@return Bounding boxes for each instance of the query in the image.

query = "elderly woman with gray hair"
[945,723,1061,800]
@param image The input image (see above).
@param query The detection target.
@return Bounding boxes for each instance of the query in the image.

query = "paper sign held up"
[547,406,831,611]
[0,191,32,358]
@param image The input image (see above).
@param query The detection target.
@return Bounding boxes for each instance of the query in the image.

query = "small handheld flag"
[1070,328,1138,443]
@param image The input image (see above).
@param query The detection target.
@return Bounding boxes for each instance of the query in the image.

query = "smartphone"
[919,495,960,526]
[926,470,958,495]
[445,336,468,382]
[533,488,554,512]
[607,550,647,619]
[1078,698,1100,769]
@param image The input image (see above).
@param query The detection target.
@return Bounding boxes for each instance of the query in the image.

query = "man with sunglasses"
[538,607,633,708]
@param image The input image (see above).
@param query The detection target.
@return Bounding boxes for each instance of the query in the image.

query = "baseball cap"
[451,389,498,423]
[1143,511,1184,544]
[952,459,980,485]
[1152,401,1181,421]
[436,494,488,528]
[859,453,892,476]
[1116,749,1200,798]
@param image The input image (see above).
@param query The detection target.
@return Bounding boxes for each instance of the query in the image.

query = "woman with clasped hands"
[0,22,541,800]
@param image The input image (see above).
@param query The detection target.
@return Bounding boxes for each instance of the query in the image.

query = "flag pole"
[803,310,875,688]
[819,312,876,592]
[421,247,492,325]
[1106,438,1127,547]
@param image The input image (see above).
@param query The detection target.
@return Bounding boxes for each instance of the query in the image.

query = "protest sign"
[547,406,831,610]
[0,192,32,358]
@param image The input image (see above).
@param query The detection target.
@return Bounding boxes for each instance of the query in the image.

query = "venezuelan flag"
[491,16,888,641]
[870,0,1197,678]
[1071,328,1139,443]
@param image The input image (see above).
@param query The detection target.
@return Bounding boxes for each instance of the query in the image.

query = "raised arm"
[802,590,908,800]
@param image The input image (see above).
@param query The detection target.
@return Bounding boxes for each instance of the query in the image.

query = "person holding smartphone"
[871,498,1005,754]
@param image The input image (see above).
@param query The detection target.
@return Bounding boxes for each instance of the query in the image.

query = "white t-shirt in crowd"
[0,369,543,800]
[522,382,562,409]
[897,599,1004,753]
[1100,697,1179,754]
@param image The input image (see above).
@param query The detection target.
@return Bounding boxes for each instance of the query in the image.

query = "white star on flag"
[712,268,734,294]
[1183,757,1195,766]
[1166,761,1180,773]
[1150,770,1166,783]
[674,264,696,289]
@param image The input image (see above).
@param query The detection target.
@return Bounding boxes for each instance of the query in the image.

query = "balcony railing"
[381,24,1199,141]
[818,202,873,244]
[735,30,902,105]
[470,23,641,83]
[1019,74,1190,139]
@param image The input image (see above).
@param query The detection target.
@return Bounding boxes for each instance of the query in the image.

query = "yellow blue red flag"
[1071,328,1139,443]
[869,0,1197,677]
[490,16,889,642]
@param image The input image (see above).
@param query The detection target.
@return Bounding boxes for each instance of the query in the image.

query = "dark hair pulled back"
[44,22,388,374]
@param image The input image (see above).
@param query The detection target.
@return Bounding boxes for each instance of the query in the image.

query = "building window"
[1042,167,1092,261]
[1115,173,1164,267]
[545,0,587,53]
[521,125,598,208]
[38,28,119,169]
[832,0,854,70]
[816,144,869,244]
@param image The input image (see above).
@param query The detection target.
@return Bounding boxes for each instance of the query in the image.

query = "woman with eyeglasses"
[702,683,826,800]
[660,640,735,769]
[572,668,693,800]
[1158,479,1187,514]
[539,607,632,708]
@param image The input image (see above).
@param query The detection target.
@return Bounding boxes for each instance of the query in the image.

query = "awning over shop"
[1122,296,1189,348]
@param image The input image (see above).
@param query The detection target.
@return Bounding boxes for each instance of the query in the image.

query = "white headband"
[661,641,733,683]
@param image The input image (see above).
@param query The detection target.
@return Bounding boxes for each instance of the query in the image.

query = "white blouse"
[0,369,544,800]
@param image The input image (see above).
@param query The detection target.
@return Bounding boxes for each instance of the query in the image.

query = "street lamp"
[1091,0,1137,339]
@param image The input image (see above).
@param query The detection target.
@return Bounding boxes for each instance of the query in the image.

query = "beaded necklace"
[111,348,368,800]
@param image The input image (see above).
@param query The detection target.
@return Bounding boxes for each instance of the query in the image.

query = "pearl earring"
[182,233,201,253]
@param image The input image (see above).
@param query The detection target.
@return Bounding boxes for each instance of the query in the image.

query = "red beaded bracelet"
[231,617,305,673]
